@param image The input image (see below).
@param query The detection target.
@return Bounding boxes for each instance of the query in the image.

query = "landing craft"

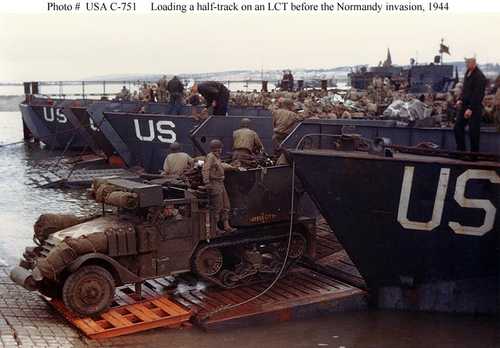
[101,112,274,172]
[289,135,499,313]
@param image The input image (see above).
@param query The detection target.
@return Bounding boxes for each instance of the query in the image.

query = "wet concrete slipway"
[0,111,498,347]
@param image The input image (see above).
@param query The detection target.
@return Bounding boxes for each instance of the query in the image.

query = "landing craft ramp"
[20,97,271,152]
[102,111,200,172]
[101,113,274,172]
[47,225,366,339]
[20,98,90,149]
[191,116,274,155]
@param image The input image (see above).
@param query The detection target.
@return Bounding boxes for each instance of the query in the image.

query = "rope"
[199,160,297,321]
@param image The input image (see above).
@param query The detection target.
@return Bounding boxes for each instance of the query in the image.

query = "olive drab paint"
[397,166,500,236]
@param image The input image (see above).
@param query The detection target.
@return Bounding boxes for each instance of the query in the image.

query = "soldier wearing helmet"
[162,142,193,177]
[272,98,303,155]
[232,118,264,167]
[202,139,236,233]
[157,75,168,103]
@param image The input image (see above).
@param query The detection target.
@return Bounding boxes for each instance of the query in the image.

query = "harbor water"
[0,111,99,266]
[0,111,498,347]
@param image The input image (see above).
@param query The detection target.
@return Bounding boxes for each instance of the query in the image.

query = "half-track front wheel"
[62,265,115,317]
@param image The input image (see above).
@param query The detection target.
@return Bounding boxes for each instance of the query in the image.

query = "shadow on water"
[0,112,99,265]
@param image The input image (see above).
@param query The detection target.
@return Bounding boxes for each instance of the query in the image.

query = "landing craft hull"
[68,105,116,157]
[283,120,500,155]
[103,112,200,172]
[290,149,499,313]
[21,97,272,153]
[102,112,274,172]
[20,99,89,149]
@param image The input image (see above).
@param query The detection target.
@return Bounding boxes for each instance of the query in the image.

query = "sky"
[0,11,499,81]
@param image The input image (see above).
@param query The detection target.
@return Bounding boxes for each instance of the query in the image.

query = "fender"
[67,252,141,285]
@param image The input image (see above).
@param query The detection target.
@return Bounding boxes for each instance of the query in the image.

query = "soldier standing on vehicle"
[272,98,302,155]
[202,139,236,233]
[157,75,168,103]
[162,142,194,177]
[454,57,487,152]
[191,81,230,116]
[167,76,185,115]
[232,118,264,167]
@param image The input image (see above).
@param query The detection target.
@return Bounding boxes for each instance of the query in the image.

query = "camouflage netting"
[36,232,108,281]
[34,214,86,244]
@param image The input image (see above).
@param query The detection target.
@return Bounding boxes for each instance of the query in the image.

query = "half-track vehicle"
[10,165,316,316]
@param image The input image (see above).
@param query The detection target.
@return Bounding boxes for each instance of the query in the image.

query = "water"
[0,111,99,265]
[0,111,497,347]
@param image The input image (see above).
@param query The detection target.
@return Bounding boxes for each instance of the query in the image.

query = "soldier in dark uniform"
[191,81,230,116]
[454,57,487,152]
[167,76,185,115]
[202,139,236,233]
[281,70,294,92]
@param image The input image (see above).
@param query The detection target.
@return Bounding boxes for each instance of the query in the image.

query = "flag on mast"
[439,39,450,55]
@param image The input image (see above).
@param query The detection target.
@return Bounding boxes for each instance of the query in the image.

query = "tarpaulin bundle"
[36,233,108,281]
[94,183,118,203]
[34,214,83,243]
[91,177,120,203]
[104,191,138,209]
[92,178,138,209]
